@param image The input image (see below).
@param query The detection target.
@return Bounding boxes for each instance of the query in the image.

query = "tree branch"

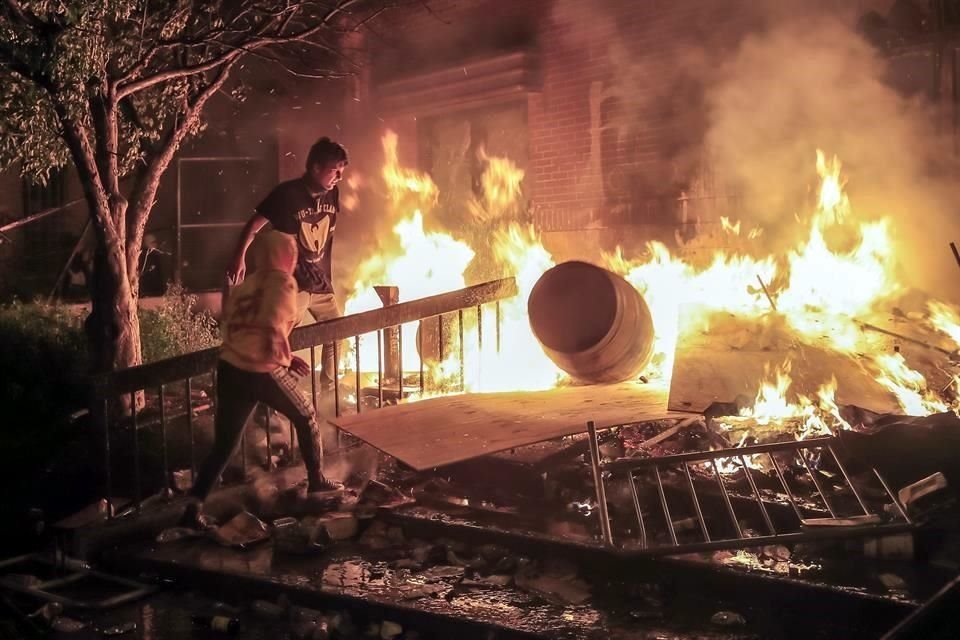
[125,58,241,289]
[50,98,117,250]
[0,0,57,32]
[115,0,365,100]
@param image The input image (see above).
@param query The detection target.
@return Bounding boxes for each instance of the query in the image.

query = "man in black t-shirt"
[226,137,349,391]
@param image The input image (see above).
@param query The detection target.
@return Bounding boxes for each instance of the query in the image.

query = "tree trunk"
[86,236,141,374]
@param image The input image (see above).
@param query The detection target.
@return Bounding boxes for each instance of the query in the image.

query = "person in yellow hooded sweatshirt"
[183,231,341,527]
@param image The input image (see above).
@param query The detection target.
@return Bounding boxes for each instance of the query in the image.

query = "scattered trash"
[358,479,413,510]
[461,574,512,588]
[710,610,746,626]
[514,560,591,606]
[155,527,203,544]
[418,565,465,581]
[101,621,138,636]
[273,517,325,555]
[878,573,908,591]
[51,616,86,633]
[211,511,270,548]
[899,471,948,506]
[250,598,286,619]
[862,533,914,559]
[320,514,359,541]
[191,615,240,634]
[800,514,883,528]
[358,521,392,549]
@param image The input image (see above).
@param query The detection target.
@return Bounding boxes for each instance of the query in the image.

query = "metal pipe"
[683,463,711,542]
[874,468,912,524]
[131,392,141,513]
[418,319,425,395]
[654,467,678,546]
[458,309,465,391]
[741,456,776,535]
[355,335,362,414]
[185,377,195,477]
[263,405,273,470]
[333,339,341,417]
[159,385,169,495]
[799,449,837,517]
[710,460,743,539]
[768,453,805,522]
[377,330,384,408]
[587,421,614,546]
[0,197,84,234]
[438,313,444,362]
[603,436,837,471]
[398,322,404,398]
[827,445,870,516]
[627,472,648,549]
[102,398,113,519]
[175,160,182,284]
[477,304,483,384]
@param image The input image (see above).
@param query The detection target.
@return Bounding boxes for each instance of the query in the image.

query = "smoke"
[706,13,960,302]
[549,0,960,302]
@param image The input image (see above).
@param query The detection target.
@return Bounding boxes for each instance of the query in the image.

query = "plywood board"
[667,306,951,415]
[330,382,673,470]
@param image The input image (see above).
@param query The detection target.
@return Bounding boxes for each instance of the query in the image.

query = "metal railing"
[585,421,914,555]
[90,277,518,519]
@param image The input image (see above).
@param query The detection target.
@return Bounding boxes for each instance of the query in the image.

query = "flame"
[468,148,526,223]
[716,360,848,438]
[344,133,562,395]
[928,301,960,347]
[344,133,957,427]
[874,352,950,416]
[720,216,741,236]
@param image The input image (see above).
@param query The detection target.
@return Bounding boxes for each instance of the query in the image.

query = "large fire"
[343,131,960,425]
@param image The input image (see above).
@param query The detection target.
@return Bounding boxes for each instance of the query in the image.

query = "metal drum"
[527,261,655,383]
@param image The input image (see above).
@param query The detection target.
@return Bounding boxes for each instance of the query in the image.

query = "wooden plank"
[330,382,673,470]
[667,306,929,415]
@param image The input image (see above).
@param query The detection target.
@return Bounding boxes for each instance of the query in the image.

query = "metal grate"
[587,422,913,555]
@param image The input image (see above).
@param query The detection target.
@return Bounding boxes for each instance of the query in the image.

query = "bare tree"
[0,0,393,372]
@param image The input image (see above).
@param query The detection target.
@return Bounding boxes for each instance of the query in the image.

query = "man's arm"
[226,213,269,285]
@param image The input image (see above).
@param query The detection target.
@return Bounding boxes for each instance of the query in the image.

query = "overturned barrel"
[527,261,655,384]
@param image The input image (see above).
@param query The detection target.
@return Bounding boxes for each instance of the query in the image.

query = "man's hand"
[289,355,311,377]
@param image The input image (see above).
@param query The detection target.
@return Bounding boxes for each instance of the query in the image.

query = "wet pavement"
[96,522,918,639]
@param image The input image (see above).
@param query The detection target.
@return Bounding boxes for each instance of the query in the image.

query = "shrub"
[0,287,222,539]
[1,285,220,437]
[139,282,220,362]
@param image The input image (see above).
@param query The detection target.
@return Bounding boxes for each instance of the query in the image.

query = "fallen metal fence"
[90,277,517,519]
[586,422,914,555]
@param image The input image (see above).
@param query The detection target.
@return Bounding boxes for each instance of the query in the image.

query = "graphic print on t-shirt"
[299,215,330,259]
[296,197,336,263]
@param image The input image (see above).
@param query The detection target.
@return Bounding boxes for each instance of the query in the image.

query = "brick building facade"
[311,0,925,265]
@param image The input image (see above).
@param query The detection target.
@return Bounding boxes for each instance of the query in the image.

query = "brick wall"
[353,1,917,258]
